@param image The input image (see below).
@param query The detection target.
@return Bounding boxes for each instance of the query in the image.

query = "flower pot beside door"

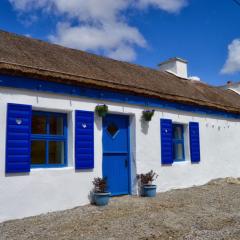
[137,170,158,197]
[92,177,111,206]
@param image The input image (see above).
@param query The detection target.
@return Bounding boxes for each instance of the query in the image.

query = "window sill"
[172,160,191,165]
[31,166,74,172]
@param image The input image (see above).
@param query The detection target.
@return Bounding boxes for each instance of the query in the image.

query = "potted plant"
[95,104,108,117]
[142,110,155,122]
[92,177,110,206]
[137,170,158,197]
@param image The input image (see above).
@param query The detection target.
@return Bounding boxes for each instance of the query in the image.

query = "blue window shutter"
[75,110,94,169]
[161,119,173,165]
[6,103,32,173]
[189,122,200,163]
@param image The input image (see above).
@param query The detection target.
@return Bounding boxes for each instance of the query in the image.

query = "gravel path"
[1,178,240,240]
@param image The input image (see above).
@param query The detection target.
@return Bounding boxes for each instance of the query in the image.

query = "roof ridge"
[0,29,161,74]
[1,29,240,114]
[0,29,211,87]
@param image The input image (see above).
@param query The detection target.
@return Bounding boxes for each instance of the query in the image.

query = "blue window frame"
[31,111,67,168]
[172,124,185,162]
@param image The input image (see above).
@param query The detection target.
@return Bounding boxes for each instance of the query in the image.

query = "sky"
[0,0,239,86]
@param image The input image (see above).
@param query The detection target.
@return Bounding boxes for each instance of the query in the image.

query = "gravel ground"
[1,178,240,240]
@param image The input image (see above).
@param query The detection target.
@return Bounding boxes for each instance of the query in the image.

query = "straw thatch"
[0,30,240,114]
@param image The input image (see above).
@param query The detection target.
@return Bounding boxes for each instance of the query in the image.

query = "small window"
[32,115,47,134]
[107,122,119,138]
[31,111,67,168]
[172,124,185,161]
[49,116,64,135]
[48,141,65,164]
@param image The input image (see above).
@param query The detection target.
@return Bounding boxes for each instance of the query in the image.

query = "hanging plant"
[95,104,108,117]
[142,109,155,122]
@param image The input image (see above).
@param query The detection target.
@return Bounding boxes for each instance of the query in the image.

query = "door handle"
[125,159,128,168]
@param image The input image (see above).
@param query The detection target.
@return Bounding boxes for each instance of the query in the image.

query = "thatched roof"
[0,29,240,114]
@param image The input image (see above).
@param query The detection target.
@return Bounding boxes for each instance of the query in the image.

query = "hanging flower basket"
[142,110,155,122]
[95,104,108,117]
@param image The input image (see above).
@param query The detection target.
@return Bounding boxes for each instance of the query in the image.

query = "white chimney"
[158,57,188,79]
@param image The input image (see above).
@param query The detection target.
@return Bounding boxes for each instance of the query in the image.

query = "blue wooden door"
[102,114,130,196]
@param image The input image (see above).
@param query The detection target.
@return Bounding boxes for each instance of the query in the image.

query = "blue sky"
[0,0,240,86]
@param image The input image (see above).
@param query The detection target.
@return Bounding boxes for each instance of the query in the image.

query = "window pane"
[173,125,183,139]
[174,143,184,160]
[32,115,47,134]
[31,141,46,164]
[49,116,64,135]
[49,141,65,164]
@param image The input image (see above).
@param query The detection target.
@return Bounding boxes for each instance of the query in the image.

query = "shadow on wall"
[5,172,30,177]
[75,169,94,173]
[140,118,149,135]
[88,190,95,204]
[136,177,143,196]
[95,115,102,131]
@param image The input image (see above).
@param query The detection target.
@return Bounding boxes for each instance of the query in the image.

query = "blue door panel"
[8,133,30,140]
[103,154,129,195]
[7,140,29,147]
[75,142,93,148]
[102,114,129,196]
[76,136,94,142]
[161,119,173,165]
[8,117,31,124]
[6,163,30,173]
[7,148,29,155]
[75,148,93,154]
[189,122,201,163]
[6,103,32,173]
[76,129,93,136]
[75,110,94,169]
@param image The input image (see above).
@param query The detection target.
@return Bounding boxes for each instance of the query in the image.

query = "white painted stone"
[0,87,239,222]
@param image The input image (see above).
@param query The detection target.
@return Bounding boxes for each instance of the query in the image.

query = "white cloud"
[52,0,129,22]
[221,39,240,74]
[136,0,188,13]
[107,44,137,61]
[9,0,188,61]
[9,0,50,11]
[9,0,130,21]
[24,33,31,37]
[49,22,146,61]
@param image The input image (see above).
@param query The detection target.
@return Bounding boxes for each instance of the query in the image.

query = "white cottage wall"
[0,87,240,222]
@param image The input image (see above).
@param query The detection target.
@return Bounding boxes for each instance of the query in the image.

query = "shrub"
[137,170,158,185]
[93,177,108,193]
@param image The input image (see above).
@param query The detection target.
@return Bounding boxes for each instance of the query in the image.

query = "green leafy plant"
[137,170,158,185]
[142,110,155,122]
[95,104,108,117]
[92,177,108,193]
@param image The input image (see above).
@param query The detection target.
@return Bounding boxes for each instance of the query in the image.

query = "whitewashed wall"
[0,87,240,222]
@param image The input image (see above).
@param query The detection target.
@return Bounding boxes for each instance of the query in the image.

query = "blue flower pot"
[94,192,111,206]
[142,185,157,197]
